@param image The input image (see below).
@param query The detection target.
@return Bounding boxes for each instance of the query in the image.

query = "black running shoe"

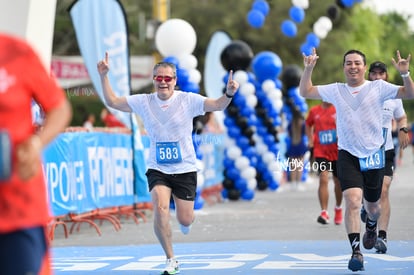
[375,236,388,254]
[363,227,377,249]
[348,250,364,272]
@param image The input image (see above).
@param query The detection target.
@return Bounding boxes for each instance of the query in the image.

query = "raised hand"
[302,47,319,69]
[226,70,239,96]
[97,52,110,76]
[391,50,411,74]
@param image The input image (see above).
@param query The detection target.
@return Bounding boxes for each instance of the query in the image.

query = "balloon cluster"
[155,18,205,209]
[280,2,306,37]
[298,0,363,54]
[220,41,288,201]
[246,0,270,29]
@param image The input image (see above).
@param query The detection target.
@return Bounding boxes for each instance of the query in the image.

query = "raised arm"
[97,52,132,112]
[299,48,322,100]
[392,50,414,99]
[204,70,239,112]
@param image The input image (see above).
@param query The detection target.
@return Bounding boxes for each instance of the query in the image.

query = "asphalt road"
[51,148,414,247]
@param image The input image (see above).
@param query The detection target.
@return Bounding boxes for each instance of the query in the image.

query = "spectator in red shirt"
[100,108,126,127]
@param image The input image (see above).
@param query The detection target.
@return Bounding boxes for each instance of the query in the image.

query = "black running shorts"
[384,149,395,177]
[146,169,197,201]
[337,150,384,202]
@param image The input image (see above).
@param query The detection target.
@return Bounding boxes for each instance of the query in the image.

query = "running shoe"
[180,223,192,235]
[161,258,179,275]
[334,207,342,225]
[375,236,388,254]
[360,205,367,223]
[317,211,329,224]
[348,250,364,272]
[363,226,377,250]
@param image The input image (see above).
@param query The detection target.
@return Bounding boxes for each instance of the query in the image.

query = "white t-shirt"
[317,80,399,158]
[126,90,206,174]
[383,99,406,151]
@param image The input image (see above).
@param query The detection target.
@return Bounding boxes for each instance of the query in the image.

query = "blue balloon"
[252,51,283,82]
[306,32,320,48]
[289,6,305,23]
[235,178,248,192]
[194,195,204,209]
[268,180,279,191]
[341,0,354,8]
[252,0,270,16]
[227,167,241,181]
[275,78,283,89]
[177,67,189,86]
[281,20,297,38]
[182,81,200,93]
[224,117,235,128]
[236,136,250,150]
[241,189,255,200]
[300,42,313,56]
[163,56,179,67]
[221,188,228,199]
[228,125,241,139]
[223,157,235,169]
[247,9,265,28]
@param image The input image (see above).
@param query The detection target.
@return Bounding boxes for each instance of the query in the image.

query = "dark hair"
[343,49,366,66]
[153,62,177,77]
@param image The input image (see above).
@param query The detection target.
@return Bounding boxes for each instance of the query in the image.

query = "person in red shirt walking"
[0,33,72,275]
[306,102,343,225]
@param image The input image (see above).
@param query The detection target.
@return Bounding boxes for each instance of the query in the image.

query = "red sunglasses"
[153,75,175,83]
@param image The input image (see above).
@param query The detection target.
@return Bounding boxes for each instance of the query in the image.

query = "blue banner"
[69,0,131,128]
[44,132,136,216]
[69,0,150,203]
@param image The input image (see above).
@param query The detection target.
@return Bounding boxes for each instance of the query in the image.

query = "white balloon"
[272,99,284,112]
[177,54,198,70]
[255,142,268,155]
[227,145,242,159]
[272,88,283,99]
[313,24,329,39]
[155,19,197,57]
[241,167,256,180]
[261,79,276,92]
[189,69,202,84]
[247,178,257,190]
[235,156,250,169]
[292,0,309,9]
[246,94,258,108]
[262,151,276,164]
[240,82,255,96]
[317,16,333,32]
[267,160,280,172]
[233,70,249,85]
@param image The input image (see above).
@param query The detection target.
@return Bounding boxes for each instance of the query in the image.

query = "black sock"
[348,233,360,252]
[378,230,387,240]
[366,218,377,231]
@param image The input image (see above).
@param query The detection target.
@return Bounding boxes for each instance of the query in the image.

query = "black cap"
[369,61,387,73]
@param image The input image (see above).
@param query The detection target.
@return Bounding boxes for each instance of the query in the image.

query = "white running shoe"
[161,258,179,275]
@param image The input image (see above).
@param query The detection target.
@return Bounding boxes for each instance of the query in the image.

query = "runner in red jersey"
[305,102,343,225]
[0,33,72,275]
